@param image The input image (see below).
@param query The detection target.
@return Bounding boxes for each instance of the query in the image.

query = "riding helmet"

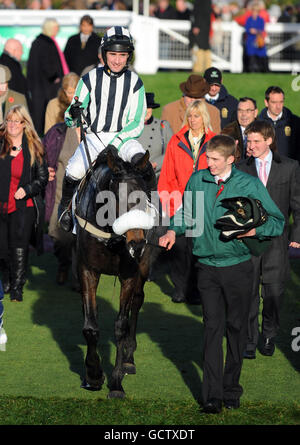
[100,26,134,68]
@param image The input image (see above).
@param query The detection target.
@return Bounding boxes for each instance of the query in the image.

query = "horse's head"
[105,149,156,261]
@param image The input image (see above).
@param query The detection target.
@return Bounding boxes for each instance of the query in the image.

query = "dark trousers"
[248,55,269,73]
[246,256,285,351]
[8,207,35,249]
[197,260,253,403]
[0,207,35,292]
[168,235,199,300]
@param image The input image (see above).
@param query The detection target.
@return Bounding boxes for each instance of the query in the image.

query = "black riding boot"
[131,153,157,196]
[10,248,28,302]
[58,175,80,232]
[0,258,10,293]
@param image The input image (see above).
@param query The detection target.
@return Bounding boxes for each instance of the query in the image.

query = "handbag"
[255,32,265,48]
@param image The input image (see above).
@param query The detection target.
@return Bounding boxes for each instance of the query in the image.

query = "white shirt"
[205,93,220,102]
[215,169,232,184]
[267,110,283,122]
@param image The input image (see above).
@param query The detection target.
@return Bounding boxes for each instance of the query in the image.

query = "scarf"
[188,129,204,160]
[51,37,69,76]
[80,32,90,49]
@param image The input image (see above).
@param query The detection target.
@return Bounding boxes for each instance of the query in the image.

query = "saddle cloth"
[75,160,113,235]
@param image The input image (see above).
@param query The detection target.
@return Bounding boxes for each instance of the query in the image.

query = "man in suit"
[237,120,300,358]
[161,74,221,134]
[221,97,258,162]
[258,86,300,161]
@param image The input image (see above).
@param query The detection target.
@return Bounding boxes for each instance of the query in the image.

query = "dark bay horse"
[75,149,163,398]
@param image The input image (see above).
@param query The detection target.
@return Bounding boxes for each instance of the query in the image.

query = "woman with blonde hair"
[44,72,79,133]
[159,99,214,217]
[0,105,48,301]
[158,99,215,304]
[27,17,69,135]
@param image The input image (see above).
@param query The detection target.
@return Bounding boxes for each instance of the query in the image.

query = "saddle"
[74,159,116,240]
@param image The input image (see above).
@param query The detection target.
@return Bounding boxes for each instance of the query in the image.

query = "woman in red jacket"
[158,99,215,217]
[158,99,215,303]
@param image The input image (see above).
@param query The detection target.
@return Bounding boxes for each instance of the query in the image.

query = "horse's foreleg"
[80,267,104,391]
[108,279,135,398]
[122,258,149,372]
[123,276,146,374]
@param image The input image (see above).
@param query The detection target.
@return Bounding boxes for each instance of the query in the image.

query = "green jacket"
[169,166,285,267]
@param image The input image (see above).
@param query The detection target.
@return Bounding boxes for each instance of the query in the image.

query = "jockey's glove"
[69,101,83,120]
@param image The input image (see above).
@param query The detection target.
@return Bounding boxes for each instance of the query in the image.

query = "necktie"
[216,179,224,197]
[259,159,268,186]
[210,99,216,104]
[242,134,247,157]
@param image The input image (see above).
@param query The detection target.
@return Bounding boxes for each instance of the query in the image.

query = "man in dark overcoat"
[27,19,65,135]
[258,86,300,162]
[237,120,300,358]
[189,0,212,72]
[0,39,31,110]
[203,66,238,129]
[64,15,101,76]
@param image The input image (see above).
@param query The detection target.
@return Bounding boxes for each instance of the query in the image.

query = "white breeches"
[66,132,145,181]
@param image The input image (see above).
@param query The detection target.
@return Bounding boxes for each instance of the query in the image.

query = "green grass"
[0,248,299,425]
[141,72,300,117]
[0,396,299,425]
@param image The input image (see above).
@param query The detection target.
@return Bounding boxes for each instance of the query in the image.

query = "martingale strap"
[75,213,114,239]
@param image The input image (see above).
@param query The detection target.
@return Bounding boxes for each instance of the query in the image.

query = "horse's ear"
[107,150,115,170]
[134,150,150,171]
[107,150,123,173]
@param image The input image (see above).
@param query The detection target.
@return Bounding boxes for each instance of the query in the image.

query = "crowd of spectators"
[1,0,300,25]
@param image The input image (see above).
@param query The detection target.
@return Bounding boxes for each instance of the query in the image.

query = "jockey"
[58,26,156,232]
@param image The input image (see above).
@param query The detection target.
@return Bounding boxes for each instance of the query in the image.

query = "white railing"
[0,10,300,74]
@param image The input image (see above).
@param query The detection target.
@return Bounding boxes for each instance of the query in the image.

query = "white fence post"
[229,21,244,73]
[131,15,159,74]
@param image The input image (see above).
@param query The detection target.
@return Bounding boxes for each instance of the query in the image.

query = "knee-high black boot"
[0,259,10,293]
[10,248,28,302]
[58,175,80,232]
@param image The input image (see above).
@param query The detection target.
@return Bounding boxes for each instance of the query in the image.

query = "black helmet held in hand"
[215,196,271,256]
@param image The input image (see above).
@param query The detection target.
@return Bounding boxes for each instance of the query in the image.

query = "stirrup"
[58,208,73,232]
